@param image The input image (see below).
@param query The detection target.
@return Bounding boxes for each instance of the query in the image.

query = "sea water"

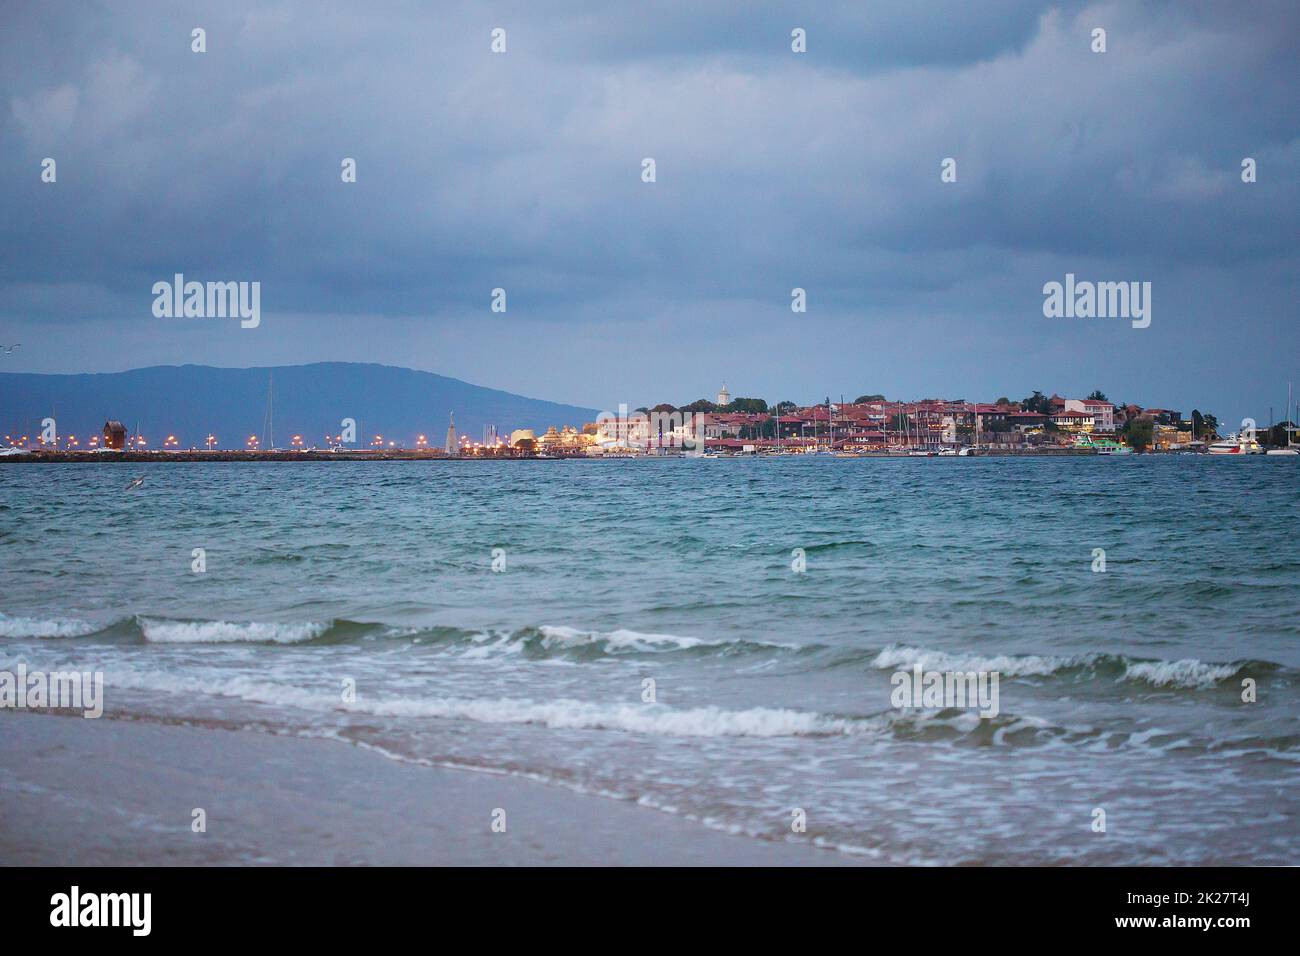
[1,456,1296,864]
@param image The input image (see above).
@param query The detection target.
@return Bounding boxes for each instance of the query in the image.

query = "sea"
[1,455,1297,864]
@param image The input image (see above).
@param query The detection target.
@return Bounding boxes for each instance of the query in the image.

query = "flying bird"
[125,475,145,491]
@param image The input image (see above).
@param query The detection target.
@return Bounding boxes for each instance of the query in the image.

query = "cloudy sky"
[2,0,1296,425]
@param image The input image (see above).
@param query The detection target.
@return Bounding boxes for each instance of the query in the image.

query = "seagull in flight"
[125,475,146,491]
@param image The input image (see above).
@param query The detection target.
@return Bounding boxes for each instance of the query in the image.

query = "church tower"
[717,382,730,406]
[444,412,458,455]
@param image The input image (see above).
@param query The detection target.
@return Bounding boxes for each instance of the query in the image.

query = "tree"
[994,396,1011,406]
[1087,390,1109,402]
[853,394,885,404]
[775,401,797,414]
[1021,390,1050,414]
[680,399,718,413]
[726,398,768,413]
[1123,418,1154,451]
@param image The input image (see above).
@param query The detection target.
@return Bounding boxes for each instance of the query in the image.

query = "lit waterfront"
[6,387,1292,460]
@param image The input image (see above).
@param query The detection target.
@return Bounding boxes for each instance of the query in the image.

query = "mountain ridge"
[0,362,600,448]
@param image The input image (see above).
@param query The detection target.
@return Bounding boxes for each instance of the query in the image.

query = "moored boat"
[1208,434,1264,455]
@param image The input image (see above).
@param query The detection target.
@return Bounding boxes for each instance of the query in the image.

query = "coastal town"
[528,385,1295,456]
[4,384,1296,460]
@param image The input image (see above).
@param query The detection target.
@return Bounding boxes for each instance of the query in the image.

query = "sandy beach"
[0,713,859,866]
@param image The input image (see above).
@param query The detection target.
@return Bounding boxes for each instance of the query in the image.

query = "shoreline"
[0,712,864,866]
[0,447,1180,463]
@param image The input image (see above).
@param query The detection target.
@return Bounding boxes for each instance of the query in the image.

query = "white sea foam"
[138,619,329,645]
[1123,659,1239,689]
[872,644,1067,677]
[0,614,102,639]
[875,644,1243,690]
[461,631,526,658]
[353,697,868,737]
[538,625,707,651]
[103,667,868,737]
[536,624,796,654]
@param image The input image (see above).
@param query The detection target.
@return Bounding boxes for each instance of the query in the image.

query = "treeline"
[643,398,776,414]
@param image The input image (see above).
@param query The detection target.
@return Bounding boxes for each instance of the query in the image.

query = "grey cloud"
[0,0,1295,426]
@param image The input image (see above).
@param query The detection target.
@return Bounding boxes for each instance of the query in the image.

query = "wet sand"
[0,713,859,866]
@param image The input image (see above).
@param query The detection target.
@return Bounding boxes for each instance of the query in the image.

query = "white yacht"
[1208,434,1264,455]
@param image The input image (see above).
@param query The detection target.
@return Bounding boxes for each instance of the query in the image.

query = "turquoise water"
[1,456,1297,863]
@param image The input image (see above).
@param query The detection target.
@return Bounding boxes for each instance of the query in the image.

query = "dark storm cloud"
[0,1,1296,422]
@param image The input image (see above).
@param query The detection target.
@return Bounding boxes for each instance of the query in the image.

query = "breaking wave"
[138,618,330,645]
[872,644,1260,690]
[0,613,107,639]
[1,610,1282,696]
[101,669,870,737]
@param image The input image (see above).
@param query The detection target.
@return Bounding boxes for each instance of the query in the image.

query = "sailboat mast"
[261,370,275,450]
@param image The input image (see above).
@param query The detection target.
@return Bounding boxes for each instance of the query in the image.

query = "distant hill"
[0,363,599,448]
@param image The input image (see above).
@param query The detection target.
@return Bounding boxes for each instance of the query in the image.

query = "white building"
[595,414,651,447]
[1065,399,1115,432]
[717,382,730,406]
